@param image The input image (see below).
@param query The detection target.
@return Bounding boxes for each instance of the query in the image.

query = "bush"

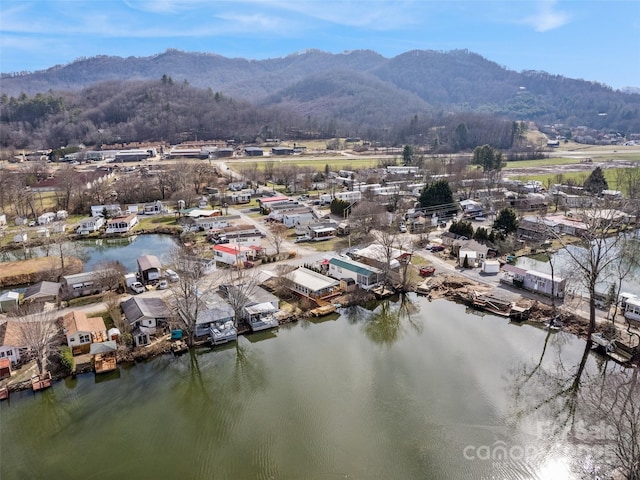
[59,346,75,374]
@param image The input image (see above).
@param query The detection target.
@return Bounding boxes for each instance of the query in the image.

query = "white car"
[165,269,179,282]
[130,282,145,294]
[157,279,169,290]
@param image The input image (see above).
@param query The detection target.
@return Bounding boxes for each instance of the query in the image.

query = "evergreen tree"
[449,220,473,238]
[472,144,505,173]
[419,180,454,208]
[473,227,489,243]
[419,180,457,218]
[493,208,519,234]
[402,145,414,165]
[583,166,608,195]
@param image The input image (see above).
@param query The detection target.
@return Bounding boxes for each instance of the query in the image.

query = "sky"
[1,0,639,89]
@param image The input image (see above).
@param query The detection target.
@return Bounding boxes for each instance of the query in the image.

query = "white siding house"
[327,256,383,289]
[105,213,138,234]
[77,216,105,234]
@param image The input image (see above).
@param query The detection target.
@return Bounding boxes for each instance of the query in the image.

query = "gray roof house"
[23,281,61,303]
[121,297,171,347]
[288,267,341,300]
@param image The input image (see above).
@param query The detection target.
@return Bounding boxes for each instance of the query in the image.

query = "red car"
[419,266,435,277]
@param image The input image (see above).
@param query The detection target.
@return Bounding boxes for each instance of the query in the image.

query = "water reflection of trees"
[347,294,422,345]
[509,331,639,479]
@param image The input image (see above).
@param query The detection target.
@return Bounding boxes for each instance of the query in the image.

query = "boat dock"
[31,371,52,391]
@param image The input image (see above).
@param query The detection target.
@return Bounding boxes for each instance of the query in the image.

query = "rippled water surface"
[0,296,630,479]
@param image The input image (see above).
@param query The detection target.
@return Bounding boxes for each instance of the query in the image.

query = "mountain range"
[2,48,640,135]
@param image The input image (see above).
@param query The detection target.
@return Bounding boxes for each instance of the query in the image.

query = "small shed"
[340,278,357,292]
[108,327,121,342]
[137,255,162,283]
[481,259,501,275]
[0,291,20,313]
[13,233,27,243]
[0,358,12,380]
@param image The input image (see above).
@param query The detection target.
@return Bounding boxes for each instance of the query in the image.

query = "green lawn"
[513,167,640,194]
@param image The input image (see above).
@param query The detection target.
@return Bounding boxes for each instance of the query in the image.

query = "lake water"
[1,296,629,480]
[0,234,178,275]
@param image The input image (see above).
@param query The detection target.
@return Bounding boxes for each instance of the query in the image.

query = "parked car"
[157,279,169,290]
[130,282,145,294]
[295,234,311,243]
[399,223,407,233]
[431,244,445,252]
[419,266,436,277]
[165,269,179,282]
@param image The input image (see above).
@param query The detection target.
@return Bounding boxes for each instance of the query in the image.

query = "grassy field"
[232,156,391,172]
[513,167,638,193]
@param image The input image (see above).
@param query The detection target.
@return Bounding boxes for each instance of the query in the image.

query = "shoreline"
[3,271,638,398]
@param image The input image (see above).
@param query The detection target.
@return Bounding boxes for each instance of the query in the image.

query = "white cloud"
[522,0,570,32]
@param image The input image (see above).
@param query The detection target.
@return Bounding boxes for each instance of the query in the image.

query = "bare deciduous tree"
[220,268,262,328]
[12,304,59,375]
[169,246,215,346]
[267,223,289,256]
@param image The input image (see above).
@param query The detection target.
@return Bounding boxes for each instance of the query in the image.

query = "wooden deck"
[95,352,117,373]
[171,340,189,354]
[31,371,52,391]
[0,386,8,400]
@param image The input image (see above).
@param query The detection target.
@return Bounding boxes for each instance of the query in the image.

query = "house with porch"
[243,286,280,331]
[143,200,167,215]
[501,264,566,298]
[351,244,412,273]
[308,223,338,241]
[288,267,341,301]
[213,243,255,266]
[60,269,116,299]
[122,297,171,347]
[187,291,236,339]
[77,216,105,235]
[105,213,138,234]
[0,320,26,364]
[453,239,490,267]
[63,311,108,355]
[327,256,383,290]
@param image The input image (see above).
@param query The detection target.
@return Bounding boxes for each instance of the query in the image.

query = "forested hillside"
[0,77,522,150]
[2,49,639,134]
[1,49,640,150]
